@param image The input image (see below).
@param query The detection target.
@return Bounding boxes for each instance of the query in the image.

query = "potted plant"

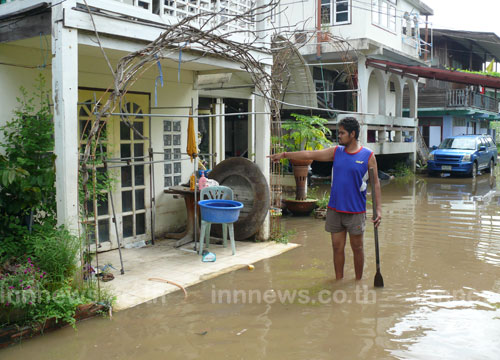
[275,113,333,215]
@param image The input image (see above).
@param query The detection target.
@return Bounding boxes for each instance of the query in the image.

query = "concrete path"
[98,239,299,310]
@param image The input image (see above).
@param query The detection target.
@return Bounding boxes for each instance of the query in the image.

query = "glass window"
[98,220,110,243]
[136,189,145,210]
[389,6,396,32]
[123,215,133,238]
[164,134,172,146]
[439,138,476,150]
[373,0,397,32]
[321,0,331,25]
[122,191,133,212]
[323,0,351,25]
[135,165,144,186]
[121,144,131,159]
[98,195,109,216]
[380,2,388,28]
[372,0,379,24]
[333,0,350,25]
[136,213,146,235]
[134,143,144,160]
[120,122,131,140]
[121,166,132,187]
[133,121,143,138]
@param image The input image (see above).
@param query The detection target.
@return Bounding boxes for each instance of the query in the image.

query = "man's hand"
[267,152,285,163]
[372,210,382,228]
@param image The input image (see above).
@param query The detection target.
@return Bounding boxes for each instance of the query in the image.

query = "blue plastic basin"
[199,199,244,223]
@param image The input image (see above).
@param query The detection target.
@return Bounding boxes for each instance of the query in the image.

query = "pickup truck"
[427,135,497,177]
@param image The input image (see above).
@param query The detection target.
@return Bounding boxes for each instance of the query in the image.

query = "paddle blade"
[374,270,384,288]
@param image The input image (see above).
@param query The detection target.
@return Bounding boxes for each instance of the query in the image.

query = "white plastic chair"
[198,186,236,255]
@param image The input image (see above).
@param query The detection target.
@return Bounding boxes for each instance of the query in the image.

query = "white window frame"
[322,0,351,26]
[333,0,351,25]
[372,0,397,33]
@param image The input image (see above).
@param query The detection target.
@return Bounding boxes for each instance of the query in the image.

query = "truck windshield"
[439,138,476,150]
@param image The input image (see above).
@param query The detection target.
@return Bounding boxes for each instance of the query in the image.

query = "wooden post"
[52,0,79,230]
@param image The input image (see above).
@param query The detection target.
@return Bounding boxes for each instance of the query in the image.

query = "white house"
[274,0,434,168]
[0,0,273,248]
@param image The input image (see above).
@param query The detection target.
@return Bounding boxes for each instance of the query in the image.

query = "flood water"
[3,172,500,359]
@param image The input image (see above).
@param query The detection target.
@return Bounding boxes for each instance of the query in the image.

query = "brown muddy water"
[3,173,500,359]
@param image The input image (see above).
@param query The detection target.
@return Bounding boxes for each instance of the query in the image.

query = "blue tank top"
[328,146,373,214]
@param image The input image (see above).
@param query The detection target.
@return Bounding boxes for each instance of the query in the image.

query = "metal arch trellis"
[78,0,361,285]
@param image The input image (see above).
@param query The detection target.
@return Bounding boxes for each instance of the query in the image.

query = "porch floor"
[98,238,299,311]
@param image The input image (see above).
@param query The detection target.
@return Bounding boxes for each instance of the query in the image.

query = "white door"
[78,89,151,251]
[429,126,441,148]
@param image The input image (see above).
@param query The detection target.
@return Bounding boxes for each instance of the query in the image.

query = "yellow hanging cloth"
[486,59,495,73]
[186,111,197,162]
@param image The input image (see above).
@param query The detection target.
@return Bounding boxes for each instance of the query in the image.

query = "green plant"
[271,228,296,244]
[393,162,414,178]
[308,186,329,208]
[0,256,112,328]
[0,258,47,325]
[25,225,80,290]
[0,74,55,262]
[281,113,333,154]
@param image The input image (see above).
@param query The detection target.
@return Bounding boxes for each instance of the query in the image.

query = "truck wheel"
[486,158,495,173]
[470,161,477,178]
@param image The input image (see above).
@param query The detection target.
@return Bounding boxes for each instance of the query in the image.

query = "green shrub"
[25,225,80,290]
[0,74,55,263]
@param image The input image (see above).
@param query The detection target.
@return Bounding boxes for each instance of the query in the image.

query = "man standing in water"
[269,117,382,280]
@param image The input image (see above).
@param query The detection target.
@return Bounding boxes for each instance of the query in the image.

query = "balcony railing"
[409,88,500,113]
[446,89,499,113]
[0,0,257,34]
[120,0,256,32]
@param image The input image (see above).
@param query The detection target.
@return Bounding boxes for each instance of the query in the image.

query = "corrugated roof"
[433,29,500,62]
[366,58,500,89]
[407,0,434,16]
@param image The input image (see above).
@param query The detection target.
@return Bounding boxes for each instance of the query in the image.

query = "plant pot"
[317,31,330,42]
[283,199,317,216]
[314,208,327,220]
[290,159,313,200]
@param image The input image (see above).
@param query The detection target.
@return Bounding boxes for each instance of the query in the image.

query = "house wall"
[0,41,202,237]
[0,44,46,149]
[278,0,426,59]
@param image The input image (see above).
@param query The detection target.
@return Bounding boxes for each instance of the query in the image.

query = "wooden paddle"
[369,168,384,288]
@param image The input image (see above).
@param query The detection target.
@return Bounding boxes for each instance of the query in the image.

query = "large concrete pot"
[283,199,317,216]
[290,159,313,200]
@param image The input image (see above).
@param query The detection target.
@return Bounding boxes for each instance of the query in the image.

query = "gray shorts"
[325,209,366,235]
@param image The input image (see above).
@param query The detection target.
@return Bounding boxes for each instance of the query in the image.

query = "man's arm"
[268,147,336,163]
[368,154,382,228]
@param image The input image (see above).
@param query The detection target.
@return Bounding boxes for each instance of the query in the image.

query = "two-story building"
[408,29,500,148]
[275,0,434,169]
[0,0,273,248]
